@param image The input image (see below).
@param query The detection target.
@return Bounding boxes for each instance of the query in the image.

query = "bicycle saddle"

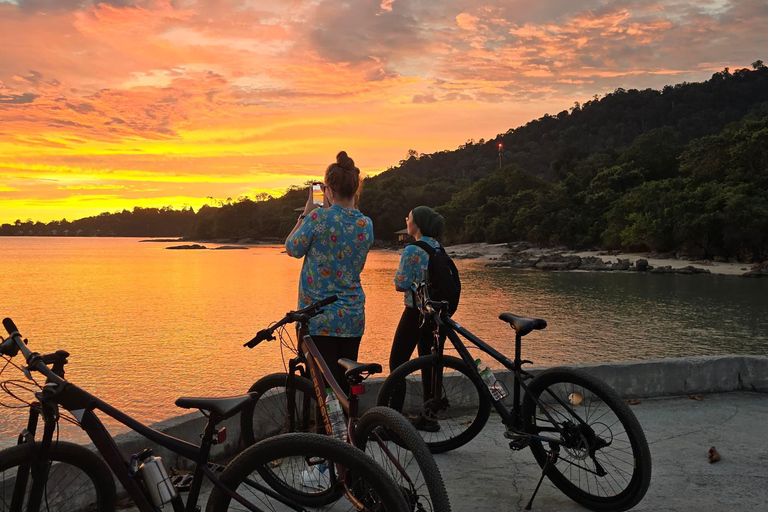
[499,313,547,336]
[175,393,257,418]
[338,358,382,378]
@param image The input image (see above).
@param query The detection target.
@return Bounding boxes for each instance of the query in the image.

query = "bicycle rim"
[377,355,491,454]
[207,433,409,512]
[522,368,652,511]
[0,441,115,512]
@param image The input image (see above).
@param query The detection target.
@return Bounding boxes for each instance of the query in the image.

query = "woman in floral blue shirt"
[390,206,445,431]
[286,151,373,390]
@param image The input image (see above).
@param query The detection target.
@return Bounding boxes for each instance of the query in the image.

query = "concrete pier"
[110,355,768,510]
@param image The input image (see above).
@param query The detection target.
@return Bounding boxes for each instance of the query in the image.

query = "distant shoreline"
[444,242,766,278]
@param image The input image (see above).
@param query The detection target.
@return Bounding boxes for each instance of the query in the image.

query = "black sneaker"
[411,415,440,433]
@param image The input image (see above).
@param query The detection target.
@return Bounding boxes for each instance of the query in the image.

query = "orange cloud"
[1,0,766,223]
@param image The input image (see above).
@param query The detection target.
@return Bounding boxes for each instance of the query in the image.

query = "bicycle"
[376,282,652,511]
[239,296,451,512]
[0,317,412,512]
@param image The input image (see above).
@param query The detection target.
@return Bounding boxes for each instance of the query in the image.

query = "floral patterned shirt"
[286,204,374,337]
[394,236,441,308]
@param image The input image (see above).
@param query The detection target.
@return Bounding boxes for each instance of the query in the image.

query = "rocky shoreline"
[445,242,768,278]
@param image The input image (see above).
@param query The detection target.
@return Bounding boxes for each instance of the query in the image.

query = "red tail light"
[350,384,366,396]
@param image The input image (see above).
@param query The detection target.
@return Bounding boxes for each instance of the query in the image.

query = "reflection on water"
[1,237,766,446]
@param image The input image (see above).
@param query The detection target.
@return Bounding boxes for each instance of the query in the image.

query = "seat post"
[513,332,522,427]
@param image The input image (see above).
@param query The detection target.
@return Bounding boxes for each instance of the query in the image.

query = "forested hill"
[3,63,768,261]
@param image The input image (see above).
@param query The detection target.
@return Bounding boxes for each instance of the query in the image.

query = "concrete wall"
[110,354,767,470]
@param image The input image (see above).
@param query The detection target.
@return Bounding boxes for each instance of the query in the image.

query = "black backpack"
[409,241,461,316]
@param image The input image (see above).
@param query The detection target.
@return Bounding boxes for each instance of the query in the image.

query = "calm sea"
[1,237,766,446]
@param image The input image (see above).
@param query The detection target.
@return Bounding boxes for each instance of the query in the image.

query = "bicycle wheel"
[354,406,451,512]
[206,433,410,512]
[377,354,491,454]
[0,441,116,512]
[521,368,652,512]
[240,372,320,446]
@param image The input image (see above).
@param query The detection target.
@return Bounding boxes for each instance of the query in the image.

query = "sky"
[1,0,766,224]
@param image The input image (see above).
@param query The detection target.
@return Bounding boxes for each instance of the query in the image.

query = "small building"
[395,228,414,245]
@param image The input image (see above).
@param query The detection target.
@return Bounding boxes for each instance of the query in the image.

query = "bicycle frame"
[280,323,414,489]
[291,323,360,439]
[13,364,305,512]
[430,312,577,445]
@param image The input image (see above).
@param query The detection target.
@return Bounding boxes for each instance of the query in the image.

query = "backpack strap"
[409,240,438,255]
[407,240,438,307]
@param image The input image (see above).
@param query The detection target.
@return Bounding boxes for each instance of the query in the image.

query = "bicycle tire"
[376,354,491,454]
[355,406,451,512]
[239,372,335,505]
[206,432,410,512]
[521,368,652,512]
[0,441,116,512]
[240,372,320,446]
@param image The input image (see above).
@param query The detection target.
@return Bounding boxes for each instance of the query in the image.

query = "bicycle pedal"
[504,431,530,450]
[170,474,193,492]
[206,462,224,473]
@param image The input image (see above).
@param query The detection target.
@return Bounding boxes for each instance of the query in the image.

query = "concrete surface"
[119,391,768,511]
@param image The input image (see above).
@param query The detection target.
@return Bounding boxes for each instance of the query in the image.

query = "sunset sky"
[1,0,766,224]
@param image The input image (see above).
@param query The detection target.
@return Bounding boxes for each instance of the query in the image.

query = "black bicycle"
[0,317,411,512]
[239,296,451,512]
[376,284,652,511]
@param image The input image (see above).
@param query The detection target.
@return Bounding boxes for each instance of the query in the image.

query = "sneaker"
[411,415,440,433]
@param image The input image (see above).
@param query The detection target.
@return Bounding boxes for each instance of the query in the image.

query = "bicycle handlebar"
[1,317,66,385]
[244,295,338,348]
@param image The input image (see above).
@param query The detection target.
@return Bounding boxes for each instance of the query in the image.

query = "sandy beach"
[444,242,759,277]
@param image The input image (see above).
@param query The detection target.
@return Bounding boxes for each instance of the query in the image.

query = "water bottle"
[137,450,177,507]
[325,388,347,441]
[475,359,506,401]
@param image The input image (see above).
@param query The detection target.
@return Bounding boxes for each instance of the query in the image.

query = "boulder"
[534,254,582,271]
[166,244,207,250]
[611,258,632,271]
[500,252,537,268]
[453,251,484,260]
[635,259,649,271]
[649,265,673,274]
[505,241,533,252]
[580,256,611,271]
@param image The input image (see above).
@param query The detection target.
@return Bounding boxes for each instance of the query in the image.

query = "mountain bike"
[0,317,411,512]
[376,284,652,511]
[239,296,451,512]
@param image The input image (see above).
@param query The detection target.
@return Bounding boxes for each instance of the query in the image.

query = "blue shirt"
[286,204,374,337]
[394,236,440,308]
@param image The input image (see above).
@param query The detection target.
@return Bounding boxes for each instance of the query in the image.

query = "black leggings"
[389,307,436,404]
[389,307,434,371]
[305,335,361,395]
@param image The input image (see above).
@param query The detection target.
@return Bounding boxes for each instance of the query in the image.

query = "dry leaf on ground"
[690,395,703,401]
[627,398,642,405]
[708,446,721,463]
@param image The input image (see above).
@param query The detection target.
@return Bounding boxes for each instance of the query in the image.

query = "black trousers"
[389,307,434,371]
[388,307,436,406]
[304,335,361,395]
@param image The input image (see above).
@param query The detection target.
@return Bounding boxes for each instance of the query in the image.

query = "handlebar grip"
[3,317,19,336]
[244,328,275,348]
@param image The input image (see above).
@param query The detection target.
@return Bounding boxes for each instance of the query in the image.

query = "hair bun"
[336,151,359,174]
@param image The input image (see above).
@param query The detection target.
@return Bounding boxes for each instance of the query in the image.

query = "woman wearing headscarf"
[286,151,374,391]
[390,206,445,431]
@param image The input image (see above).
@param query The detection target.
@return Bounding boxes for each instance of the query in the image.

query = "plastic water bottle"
[325,388,347,441]
[301,461,331,490]
[475,359,506,401]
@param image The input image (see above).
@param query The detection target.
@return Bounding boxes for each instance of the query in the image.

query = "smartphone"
[312,183,324,206]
